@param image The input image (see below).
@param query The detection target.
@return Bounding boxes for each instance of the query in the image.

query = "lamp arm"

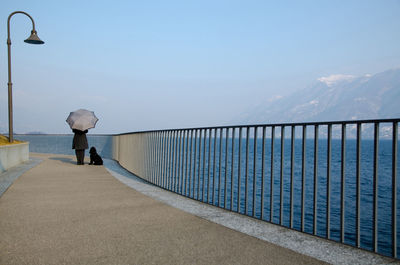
[7,11,36,41]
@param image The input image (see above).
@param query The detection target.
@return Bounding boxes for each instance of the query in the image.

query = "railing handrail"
[116,118,400,135]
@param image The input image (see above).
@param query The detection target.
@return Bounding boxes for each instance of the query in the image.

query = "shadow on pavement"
[49,157,76,165]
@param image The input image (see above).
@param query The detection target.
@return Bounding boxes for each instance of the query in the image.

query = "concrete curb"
[0,157,42,197]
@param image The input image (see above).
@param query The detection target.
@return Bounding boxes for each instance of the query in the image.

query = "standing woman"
[72,129,88,165]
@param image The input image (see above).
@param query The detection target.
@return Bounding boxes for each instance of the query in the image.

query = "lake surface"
[163,137,399,257]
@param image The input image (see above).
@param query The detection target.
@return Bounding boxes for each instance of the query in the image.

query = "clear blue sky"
[1,0,399,134]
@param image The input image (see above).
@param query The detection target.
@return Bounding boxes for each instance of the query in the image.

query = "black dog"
[89,147,103,165]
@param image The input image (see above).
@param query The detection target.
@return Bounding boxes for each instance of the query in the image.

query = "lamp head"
[24,30,44,44]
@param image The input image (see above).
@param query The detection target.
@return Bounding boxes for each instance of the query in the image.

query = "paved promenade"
[0,153,397,264]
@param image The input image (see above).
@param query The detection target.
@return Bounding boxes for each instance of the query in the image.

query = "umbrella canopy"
[66,109,98,131]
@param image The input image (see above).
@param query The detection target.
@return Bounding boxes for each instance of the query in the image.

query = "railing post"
[301,125,306,232]
[213,128,217,205]
[184,130,189,196]
[271,126,275,222]
[174,130,179,193]
[198,129,203,200]
[164,131,170,189]
[290,125,295,228]
[225,128,229,209]
[189,130,195,198]
[373,122,379,252]
[193,129,198,199]
[208,129,212,203]
[327,124,332,238]
[160,131,163,185]
[253,127,258,217]
[168,130,173,190]
[356,123,361,247]
[341,124,346,243]
[203,129,207,202]
[280,126,285,225]
[178,130,183,193]
[245,127,250,215]
[314,125,319,235]
[219,128,223,207]
[261,126,266,220]
[231,128,236,210]
[237,127,242,213]
[393,121,398,258]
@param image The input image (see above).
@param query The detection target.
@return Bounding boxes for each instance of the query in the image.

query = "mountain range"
[238,68,400,125]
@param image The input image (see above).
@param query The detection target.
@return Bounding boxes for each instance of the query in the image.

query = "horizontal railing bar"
[115,118,400,135]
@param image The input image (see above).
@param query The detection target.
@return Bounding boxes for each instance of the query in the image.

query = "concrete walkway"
[0,153,327,265]
[0,153,396,265]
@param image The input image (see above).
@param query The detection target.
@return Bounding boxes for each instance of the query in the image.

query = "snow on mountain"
[238,68,400,125]
[317,74,357,87]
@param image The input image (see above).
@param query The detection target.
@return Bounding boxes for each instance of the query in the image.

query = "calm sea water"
[16,134,113,158]
[17,134,398,256]
[170,138,399,257]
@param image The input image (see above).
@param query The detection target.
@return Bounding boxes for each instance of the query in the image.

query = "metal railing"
[112,118,400,258]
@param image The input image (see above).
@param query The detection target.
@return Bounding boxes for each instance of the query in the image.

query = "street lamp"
[7,11,44,142]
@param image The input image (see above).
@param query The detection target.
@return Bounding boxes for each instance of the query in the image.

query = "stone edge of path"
[0,157,42,198]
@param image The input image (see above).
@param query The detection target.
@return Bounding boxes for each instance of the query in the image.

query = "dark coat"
[72,129,88,150]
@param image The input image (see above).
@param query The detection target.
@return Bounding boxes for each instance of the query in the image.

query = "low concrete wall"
[112,135,119,162]
[0,142,29,173]
[112,134,141,177]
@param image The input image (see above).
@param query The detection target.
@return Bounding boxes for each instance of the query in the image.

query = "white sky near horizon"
[1,0,400,134]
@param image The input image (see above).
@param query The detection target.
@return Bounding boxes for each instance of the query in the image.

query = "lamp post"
[7,11,44,142]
